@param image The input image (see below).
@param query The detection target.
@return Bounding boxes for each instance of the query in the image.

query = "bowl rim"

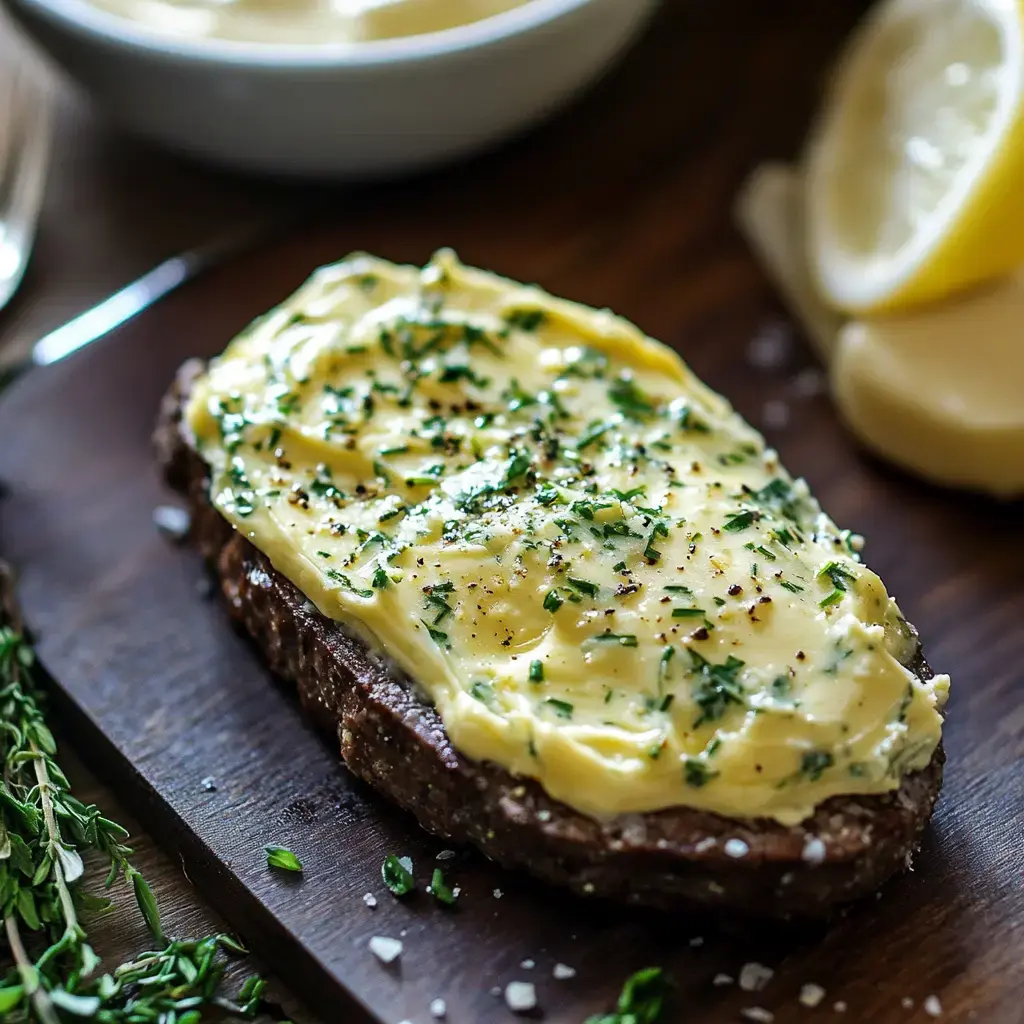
[9,0,601,65]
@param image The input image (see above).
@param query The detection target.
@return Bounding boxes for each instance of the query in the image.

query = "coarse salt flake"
[505,981,537,1013]
[367,935,402,964]
[802,837,827,865]
[553,963,576,980]
[924,995,943,1017]
[799,983,826,1007]
[739,962,774,992]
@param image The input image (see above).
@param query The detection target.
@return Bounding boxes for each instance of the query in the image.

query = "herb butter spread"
[185,251,949,824]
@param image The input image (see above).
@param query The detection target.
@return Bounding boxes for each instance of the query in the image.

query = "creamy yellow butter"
[85,0,530,45]
[185,251,948,824]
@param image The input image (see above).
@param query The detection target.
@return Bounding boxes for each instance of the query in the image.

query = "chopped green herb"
[610,486,647,502]
[505,309,546,332]
[429,867,457,906]
[381,854,415,896]
[644,521,670,562]
[801,750,834,781]
[543,589,564,613]
[683,760,718,788]
[588,632,639,648]
[608,377,657,419]
[371,566,390,589]
[470,680,496,705]
[663,585,694,596]
[780,580,804,593]
[567,576,599,598]
[818,560,857,590]
[264,845,302,873]
[658,645,675,690]
[325,569,374,598]
[689,651,745,727]
[420,620,451,649]
[529,660,544,683]
[544,698,574,719]
[672,608,705,619]
[723,510,757,532]
[585,966,670,1024]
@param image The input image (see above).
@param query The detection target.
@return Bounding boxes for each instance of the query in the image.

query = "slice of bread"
[156,359,944,919]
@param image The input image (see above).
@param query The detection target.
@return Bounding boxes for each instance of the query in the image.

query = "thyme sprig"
[0,566,273,1022]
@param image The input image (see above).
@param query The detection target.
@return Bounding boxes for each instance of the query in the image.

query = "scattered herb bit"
[771,675,791,698]
[576,421,615,451]
[567,577,599,598]
[800,750,834,781]
[264,845,303,873]
[420,619,451,649]
[586,966,670,1024]
[658,645,675,690]
[818,560,856,609]
[372,566,390,589]
[644,521,670,562]
[588,632,639,648]
[684,759,718,788]
[663,585,694,596]
[326,569,374,598]
[780,580,804,594]
[544,698,574,719]
[608,377,657,420]
[429,867,457,906]
[529,660,544,683]
[505,309,546,332]
[543,589,565,613]
[723,510,757,533]
[470,680,496,705]
[381,854,415,896]
[672,607,705,619]
[689,651,746,727]
[611,486,646,502]
[675,403,710,433]
[818,560,856,590]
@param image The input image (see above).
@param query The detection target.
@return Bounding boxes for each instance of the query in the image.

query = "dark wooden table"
[2,2,1021,1022]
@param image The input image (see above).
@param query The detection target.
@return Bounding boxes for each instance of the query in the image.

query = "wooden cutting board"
[1,2,1022,1021]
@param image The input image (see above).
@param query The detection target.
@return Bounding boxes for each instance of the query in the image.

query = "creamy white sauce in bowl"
[5,0,658,178]
[79,0,533,47]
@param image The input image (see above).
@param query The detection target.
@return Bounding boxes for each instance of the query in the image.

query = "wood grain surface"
[1,2,1022,1022]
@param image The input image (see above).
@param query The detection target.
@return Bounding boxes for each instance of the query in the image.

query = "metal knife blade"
[3,213,296,379]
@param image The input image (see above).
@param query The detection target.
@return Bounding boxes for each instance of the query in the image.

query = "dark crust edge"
[157,359,945,919]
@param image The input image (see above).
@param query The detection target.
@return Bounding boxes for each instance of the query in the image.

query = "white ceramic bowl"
[4,0,659,179]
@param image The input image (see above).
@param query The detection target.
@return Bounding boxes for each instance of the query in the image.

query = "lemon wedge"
[805,0,1024,314]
